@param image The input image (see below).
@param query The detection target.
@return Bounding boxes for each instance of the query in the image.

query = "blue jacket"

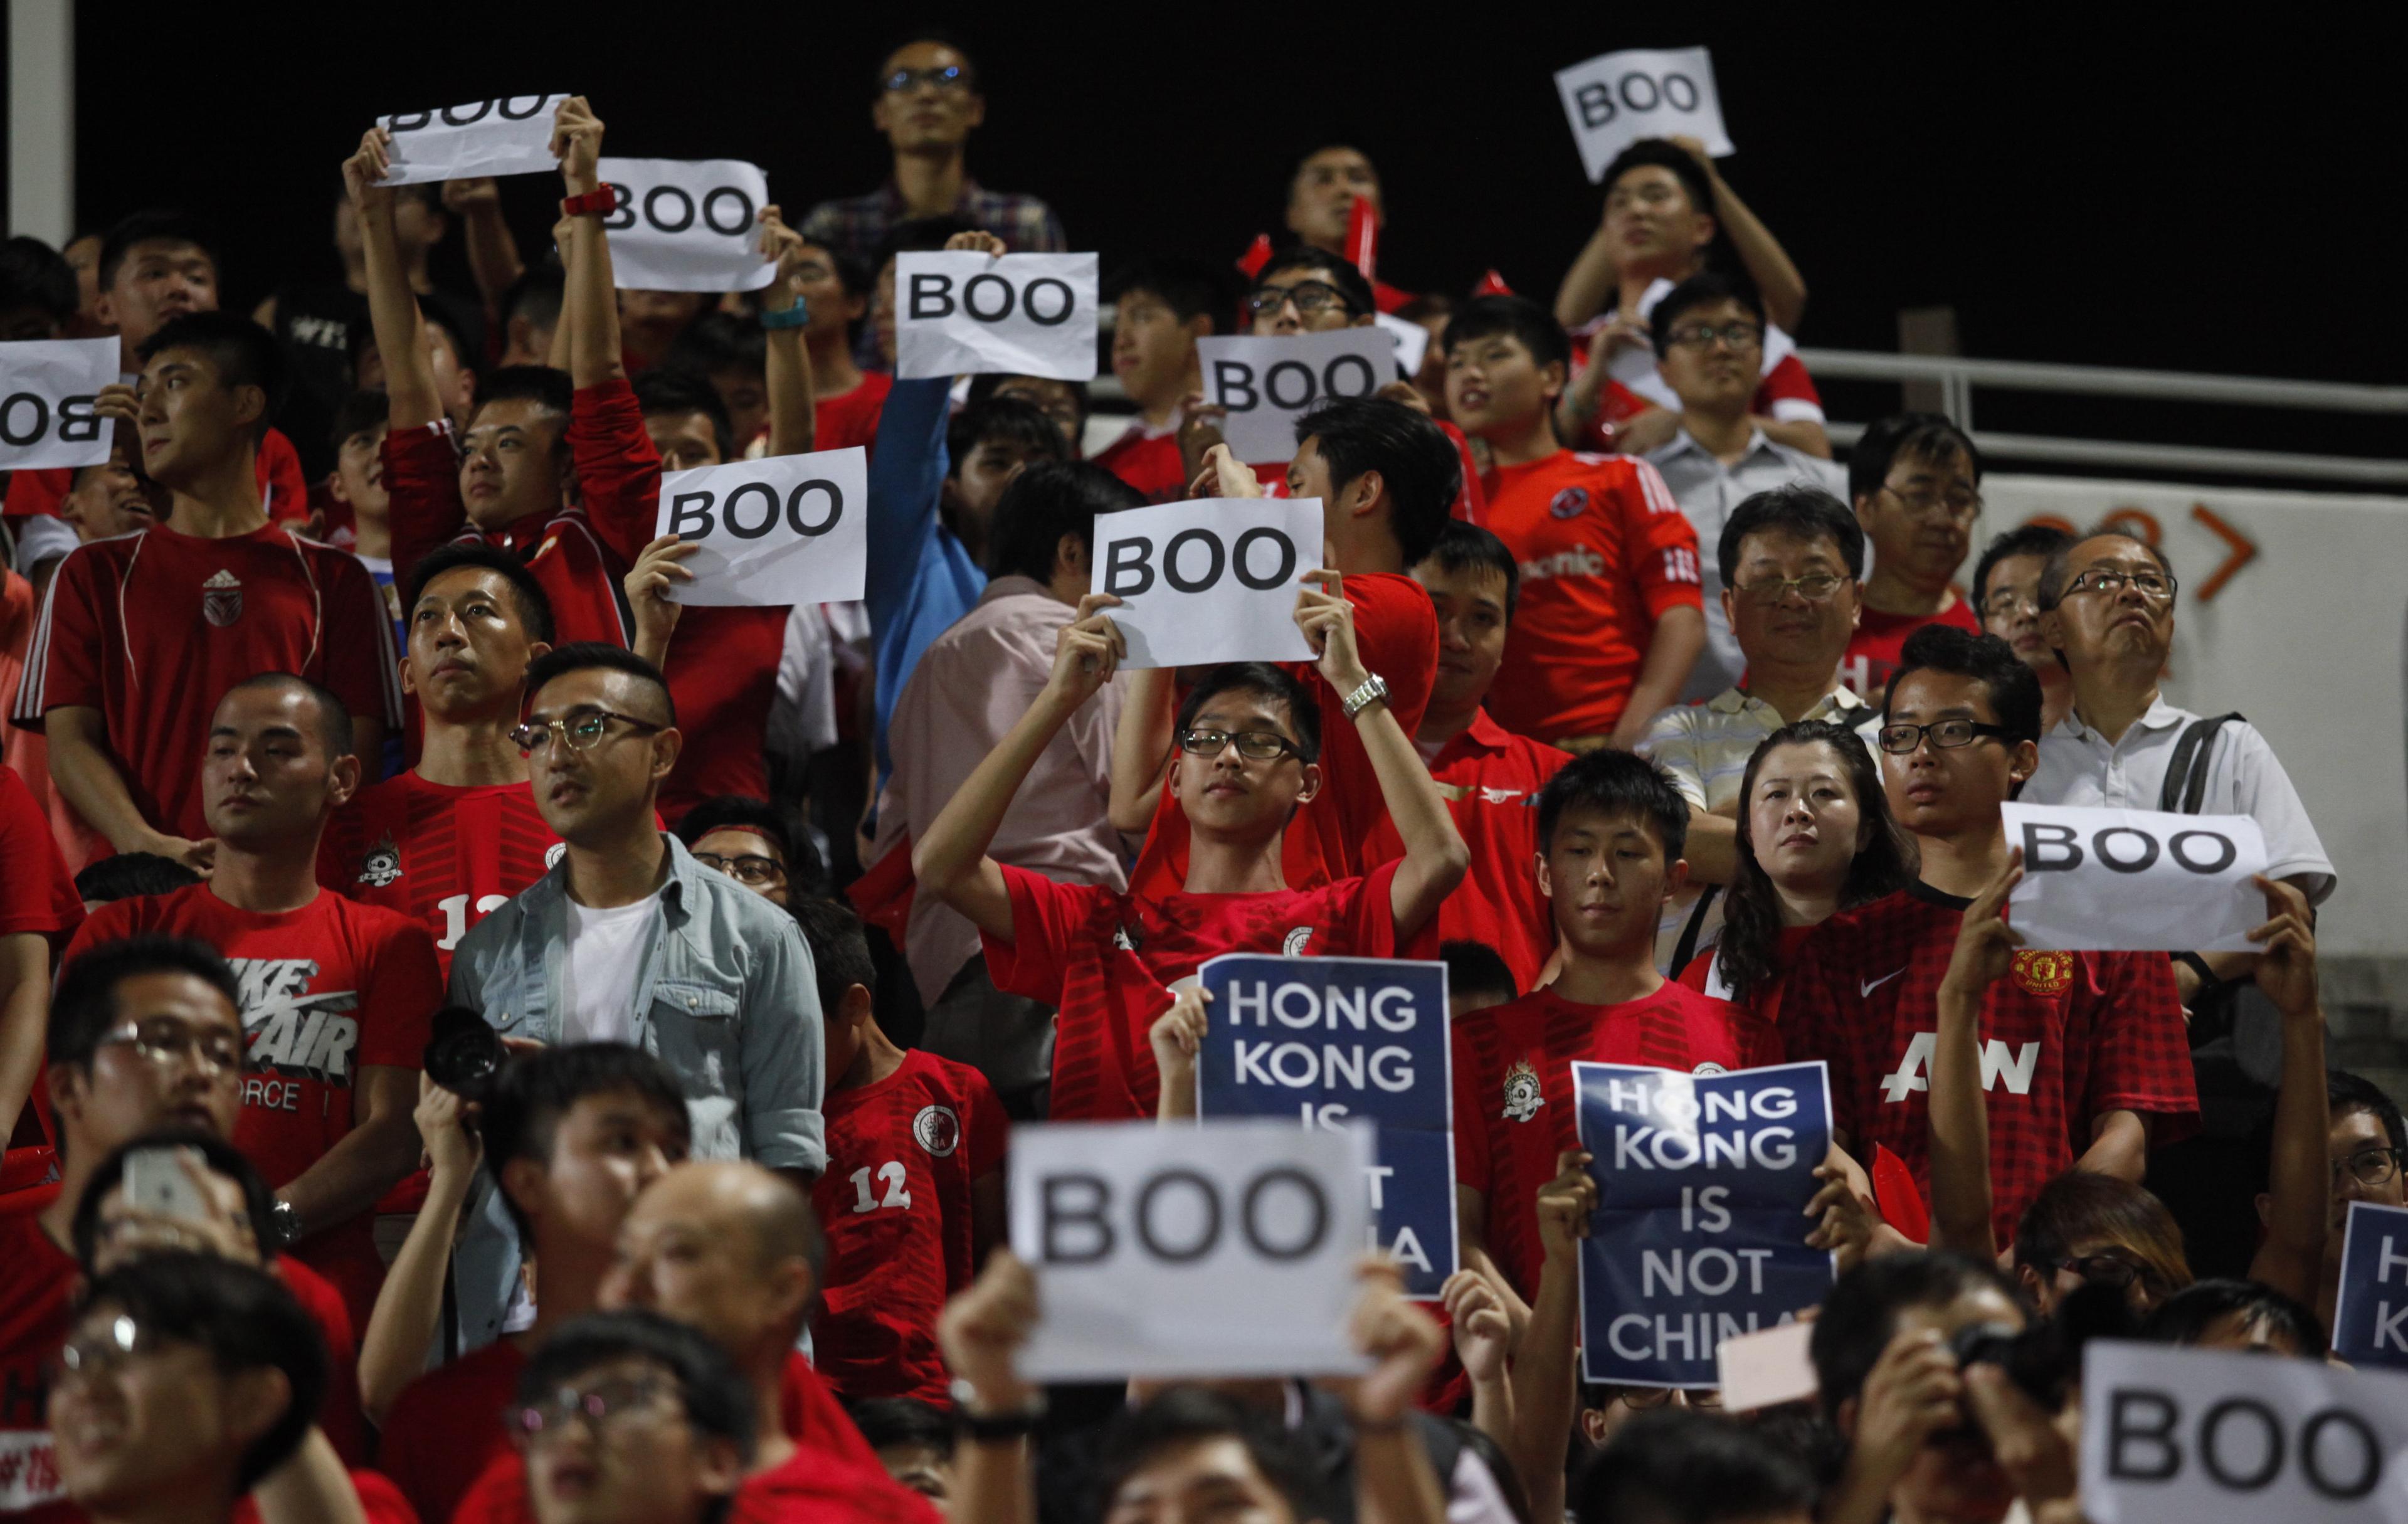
[865,376,985,781]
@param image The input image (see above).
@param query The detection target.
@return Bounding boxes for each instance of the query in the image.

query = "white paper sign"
[2000,803,2266,952]
[596,158,776,293]
[1090,497,1322,669]
[1715,1320,1818,1413]
[2081,1339,2408,1523]
[1009,1119,1372,1381]
[1374,310,1429,378]
[655,447,867,607]
[894,251,1099,381]
[1197,327,1398,463]
[1553,48,1734,184]
[0,338,117,470]
[378,96,567,184]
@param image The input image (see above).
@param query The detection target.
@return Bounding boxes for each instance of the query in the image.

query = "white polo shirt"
[2024,696,2337,905]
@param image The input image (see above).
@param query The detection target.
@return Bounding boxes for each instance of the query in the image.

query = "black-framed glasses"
[1876,719,2018,754]
[1245,280,1358,318]
[1665,322,1763,351]
[97,1019,244,1076]
[693,852,787,888]
[1731,571,1850,605]
[2335,1146,2403,1188]
[884,65,969,93]
[2057,1254,2169,1298]
[2062,568,2178,605]
[1879,483,1983,522]
[508,1376,675,1448]
[509,710,666,756]
[1178,728,1302,763]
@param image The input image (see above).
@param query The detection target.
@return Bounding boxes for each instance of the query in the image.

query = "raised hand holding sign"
[0,339,115,470]
[376,94,568,184]
[652,447,869,607]
[594,157,779,292]
[894,251,1099,381]
[1553,48,1734,183]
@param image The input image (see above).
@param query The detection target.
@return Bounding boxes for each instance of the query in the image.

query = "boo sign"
[0,339,115,471]
[1197,327,1398,463]
[1553,47,1734,184]
[1573,1060,1832,1388]
[1089,496,1321,669]
[2000,803,2268,953]
[655,447,867,608]
[1009,1118,1372,1381]
[894,251,1098,382]
[594,157,776,292]
[2332,1201,2408,1372]
[1195,955,1456,1299]
[377,94,567,184]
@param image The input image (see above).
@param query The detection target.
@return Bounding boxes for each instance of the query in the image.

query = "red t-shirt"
[1092,427,1189,503]
[1481,451,1703,741]
[815,371,894,458]
[1366,711,1568,997]
[985,859,1415,1122]
[317,772,561,975]
[376,1338,525,1524]
[0,763,82,1195]
[732,1447,945,1524]
[1676,923,1819,1030]
[813,1049,1005,1405]
[4,427,310,528]
[231,1470,418,1524]
[11,523,403,844]
[1127,571,1439,901]
[1839,597,1980,704]
[1450,982,1773,1301]
[65,886,442,1326]
[1777,882,2199,1245]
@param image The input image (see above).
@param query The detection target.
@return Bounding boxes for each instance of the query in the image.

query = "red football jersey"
[1127,571,1438,901]
[0,761,80,942]
[1777,883,2198,1245]
[65,885,443,1325]
[985,859,1415,1122]
[3,426,310,527]
[1092,426,1189,503]
[1482,450,1702,742]
[813,1050,1005,1404]
[1839,598,1980,704]
[11,524,403,844]
[317,771,561,973]
[732,1448,945,1524]
[815,371,894,457]
[1676,923,1819,1030]
[378,1338,525,1524]
[1451,982,1773,1301]
[1366,711,1569,997]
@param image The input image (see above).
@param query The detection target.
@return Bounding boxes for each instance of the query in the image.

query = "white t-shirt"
[559,891,663,1044]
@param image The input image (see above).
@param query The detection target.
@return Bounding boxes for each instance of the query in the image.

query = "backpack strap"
[2157,712,2245,815]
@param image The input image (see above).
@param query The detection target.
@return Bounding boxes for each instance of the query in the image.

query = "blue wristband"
[759,299,810,331]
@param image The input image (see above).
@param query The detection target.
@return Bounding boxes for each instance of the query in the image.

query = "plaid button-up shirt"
[800,176,1067,265]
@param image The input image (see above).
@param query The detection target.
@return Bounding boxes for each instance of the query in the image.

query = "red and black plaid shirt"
[1779,882,2197,1246]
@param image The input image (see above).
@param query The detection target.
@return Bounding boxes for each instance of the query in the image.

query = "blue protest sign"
[1196,954,1455,1298]
[2332,1200,2408,1370]
[1573,1059,1833,1388]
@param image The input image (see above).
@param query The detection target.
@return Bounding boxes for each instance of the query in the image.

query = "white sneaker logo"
[1861,967,1907,998]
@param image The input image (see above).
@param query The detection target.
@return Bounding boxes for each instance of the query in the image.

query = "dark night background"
[6,12,2397,461]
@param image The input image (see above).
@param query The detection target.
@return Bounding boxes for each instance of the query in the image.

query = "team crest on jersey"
[1281,926,1313,957]
[1692,1062,1728,1076]
[545,842,568,869]
[1478,786,1524,805]
[201,569,242,627]
[2010,950,2074,997]
[913,1104,962,1158]
[1502,1059,1545,1121]
[1548,487,1590,520]
[356,833,402,887]
[1113,921,1142,953]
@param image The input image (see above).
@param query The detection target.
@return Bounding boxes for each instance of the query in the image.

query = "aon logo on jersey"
[1879,1032,2041,1103]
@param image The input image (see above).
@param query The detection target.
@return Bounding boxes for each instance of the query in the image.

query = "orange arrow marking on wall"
[2190,505,2256,603]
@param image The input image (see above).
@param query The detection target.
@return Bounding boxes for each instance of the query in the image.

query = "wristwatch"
[1340,672,1390,721]
[949,1378,1045,1441]
[268,1198,304,1250]
[759,300,811,330]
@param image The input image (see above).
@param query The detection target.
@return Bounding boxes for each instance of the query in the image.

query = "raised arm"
[1294,572,1468,938]
[1511,1150,1596,1524]
[1108,667,1177,840]
[1928,852,2021,1261]
[914,596,1126,939]
[756,207,818,458]
[937,1253,1042,1524]
[358,1081,482,1424]
[1669,135,1807,334]
[552,97,623,392]
[2246,876,2329,1301]
[443,177,526,322]
[1606,605,1705,752]
[1341,1266,1452,1524]
[344,131,444,432]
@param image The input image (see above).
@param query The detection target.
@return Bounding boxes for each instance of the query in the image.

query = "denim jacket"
[443,832,826,1349]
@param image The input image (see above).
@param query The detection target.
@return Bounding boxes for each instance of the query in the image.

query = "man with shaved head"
[64,673,441,1325]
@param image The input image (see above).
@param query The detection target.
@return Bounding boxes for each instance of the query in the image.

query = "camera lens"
[423,1006,505,1103]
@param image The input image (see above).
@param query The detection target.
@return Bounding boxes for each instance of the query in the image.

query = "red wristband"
[560,187,617,218]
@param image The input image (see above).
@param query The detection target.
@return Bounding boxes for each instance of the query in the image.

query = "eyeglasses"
[509,1376,675,1448]
[1177,728,1302,763]
[1879,483,1983,523]
[1981,588,2041,619]
[46,1315,156,1387]
[2062,568,2178,605]
[693,852,787,887]
[97,1019,245,1075]
[1731,572,1850,605]
[1245,280,1358,318]
[1876,719,2019,754]
[1666,322,1763,351]
[884,65,969,93]
[2057,1254,2170,1298]
[2334,1146,2403,1188]
[509,710,665,756]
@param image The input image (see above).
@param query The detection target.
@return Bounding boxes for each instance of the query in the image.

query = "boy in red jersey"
[1837,414,1983,701]
[319,542,559,967]
[349,99,657,653]
[15,312,401,872]
[1442,295,1704,751]
[1780,625,2195,1246]
[1450,749,1777,1303]
[917,584,1468,1122]
[795,899,1003,1404]
[1094,256,1225,501]
[65,676,440,1324]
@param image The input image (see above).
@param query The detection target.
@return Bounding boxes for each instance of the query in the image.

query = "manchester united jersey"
[318,772,561,973]
[812,1049,1005,1404]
